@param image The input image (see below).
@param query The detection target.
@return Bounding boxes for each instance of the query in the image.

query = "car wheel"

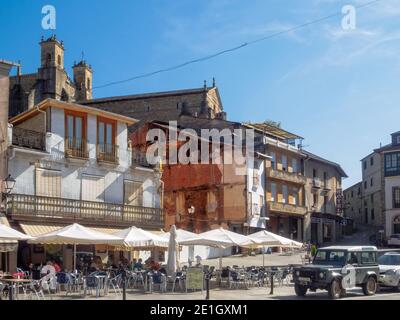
[328,279,342,299]
[362,277,377,296]
[294,283,308,297]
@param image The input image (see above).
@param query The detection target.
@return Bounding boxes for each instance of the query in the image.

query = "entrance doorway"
[311,223,318,244]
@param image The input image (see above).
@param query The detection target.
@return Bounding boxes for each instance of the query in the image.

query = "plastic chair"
[149,272,166,293]
[84,276,100,298]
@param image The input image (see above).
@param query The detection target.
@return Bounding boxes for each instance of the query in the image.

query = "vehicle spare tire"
[294,283,308,297]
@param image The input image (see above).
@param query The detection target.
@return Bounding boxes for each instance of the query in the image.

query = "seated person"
[149,260,161,271]
[348,253,358,265]
[41,261,56,277]
[53,260,62,273]
[133,258,143,270]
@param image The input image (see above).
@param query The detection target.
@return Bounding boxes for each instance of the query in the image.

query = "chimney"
[0,60,13,191]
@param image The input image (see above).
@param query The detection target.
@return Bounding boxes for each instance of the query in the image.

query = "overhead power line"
[93,0,383,90]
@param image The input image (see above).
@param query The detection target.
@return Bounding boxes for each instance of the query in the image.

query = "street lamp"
[2,174,16,202]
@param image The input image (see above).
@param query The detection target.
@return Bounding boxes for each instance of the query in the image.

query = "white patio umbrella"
[167,225,180,276]
[248,230,303,267]
[112,226,169,250]
[179,228,259,269]
[0,223,34,240]
[160,228,200,243]
[29,223,123,270]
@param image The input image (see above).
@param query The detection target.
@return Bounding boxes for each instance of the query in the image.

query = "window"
[57,55,61,66]
[371,208,375,220]
[313,194,318,207]
[97,117,116,159]
[364,181,367,190]
[292,158,298,173]
[253,167,260,187]
[292,188,298,205]
[323,172,328,185]
[361,252,376,264]
[351,190,354,198]
[124,180,143,206]
[393,187,400,209]
[363,161,367,170]
[35,168,61,197]
[313,168,317,178]
[370,178,373,187]
[259,195,264,214]
[282,185,288,203]
[270,183,277,202]
[81,174,105,202]
[281,155,287,171]
[370,157,374,166]
[87,78,91,89]
[370,194,374,203]
[385,152,400,177]
[65,111,87,157]
[270,152,276,169]
[358,187,361,196]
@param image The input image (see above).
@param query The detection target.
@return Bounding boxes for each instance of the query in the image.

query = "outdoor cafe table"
[1,278,32,300]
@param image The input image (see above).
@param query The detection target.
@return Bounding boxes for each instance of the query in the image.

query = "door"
[124,180,143,206]
[282,185,288,204]
[65,111,86,157]
[81,174,105,202]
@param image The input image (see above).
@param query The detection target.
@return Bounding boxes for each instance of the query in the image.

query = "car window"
[378,255,400,265]
[347,252,359,264]
[314,250,346,265]
[361,252,376,264]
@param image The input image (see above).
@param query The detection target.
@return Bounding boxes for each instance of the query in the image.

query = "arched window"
[57,55,61,66]
[87,78,91,89]
[46,53,52,65]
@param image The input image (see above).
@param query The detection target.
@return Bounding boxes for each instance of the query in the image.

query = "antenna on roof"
[212,77,216,87]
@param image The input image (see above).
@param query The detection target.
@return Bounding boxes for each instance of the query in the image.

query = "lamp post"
[2,174,15,214]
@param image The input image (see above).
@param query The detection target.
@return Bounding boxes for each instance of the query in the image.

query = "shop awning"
[0,214,18,252]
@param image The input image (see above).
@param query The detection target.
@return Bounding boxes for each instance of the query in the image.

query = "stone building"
[83,81,226,123]
[9,35,93,117]
[343,182,363,225]
[302,151,347,244]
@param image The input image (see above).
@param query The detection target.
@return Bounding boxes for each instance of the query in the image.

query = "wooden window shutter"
[36,168,61,197]
[124,180,143,206]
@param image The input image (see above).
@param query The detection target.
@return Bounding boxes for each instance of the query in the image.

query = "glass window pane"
[98,122,105,144]
[75,117,82,140]
[67,115,73,139]
[106,123,113,145]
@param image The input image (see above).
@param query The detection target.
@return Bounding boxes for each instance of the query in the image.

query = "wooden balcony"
[267,201,307,217]
[265,168,306,185]
[12,127,46,151]
[97,143,119,164]
[7,194,164,229]
[65,138,89,159]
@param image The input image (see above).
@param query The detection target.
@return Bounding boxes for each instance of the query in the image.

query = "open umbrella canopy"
[112,226,169,249]
[0,223,34,240]
[28,223,123,245]
[179,227,257,248]
[248,230,303,248]
[160,228,200,243]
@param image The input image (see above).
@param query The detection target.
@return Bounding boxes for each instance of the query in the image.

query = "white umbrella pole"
[263,246,265,268]
[73,244,76,271]
[219,247,223,269]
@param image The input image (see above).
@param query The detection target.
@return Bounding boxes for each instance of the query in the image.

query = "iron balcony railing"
[65,137,89,159]
[12,127,46,151]
[7,194,164,228]
[97,143,119,163]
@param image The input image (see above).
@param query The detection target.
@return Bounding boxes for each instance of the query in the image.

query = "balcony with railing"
[7,194,164,228]
[267,201,307,217]
[265,168,306,185]
[12,127,46,151]
[97,143,119,164]
[131,150,155,168]
[65,138,89,159]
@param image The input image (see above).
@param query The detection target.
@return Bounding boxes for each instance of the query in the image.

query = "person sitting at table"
[41,261,56,277]
[134,258,143,270]
[53,260,62,273]
[130,258,137,270]
[149,260,161,271]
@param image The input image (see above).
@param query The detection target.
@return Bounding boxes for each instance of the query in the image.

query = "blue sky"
[1,0,399,188]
